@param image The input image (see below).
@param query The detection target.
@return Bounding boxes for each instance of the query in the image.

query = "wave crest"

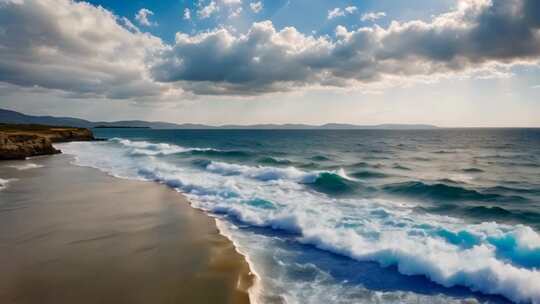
[383,181,528,203]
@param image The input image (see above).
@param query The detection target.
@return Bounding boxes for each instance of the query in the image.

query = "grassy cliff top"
[0,123,95,143]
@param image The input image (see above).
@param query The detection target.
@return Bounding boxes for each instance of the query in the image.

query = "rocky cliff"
[0,124,96,160]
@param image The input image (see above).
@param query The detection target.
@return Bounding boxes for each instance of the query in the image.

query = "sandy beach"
[0,154,253,304]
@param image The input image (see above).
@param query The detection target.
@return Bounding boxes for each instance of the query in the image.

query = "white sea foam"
[0,178,14,191]
[7,163,44,170]
[60,139,540,304]
[111,137,219,156]
[111,138,191,156]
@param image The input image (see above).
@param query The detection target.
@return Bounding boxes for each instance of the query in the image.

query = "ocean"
[60,128,540,304]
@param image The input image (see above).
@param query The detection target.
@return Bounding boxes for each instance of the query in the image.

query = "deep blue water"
[62,128,540,303]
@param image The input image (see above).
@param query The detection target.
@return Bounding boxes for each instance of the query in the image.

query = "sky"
[0,0,539,127]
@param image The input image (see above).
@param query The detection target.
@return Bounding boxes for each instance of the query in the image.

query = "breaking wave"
[111,138,193,156]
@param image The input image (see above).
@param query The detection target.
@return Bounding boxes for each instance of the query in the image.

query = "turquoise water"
[61,129,540,303]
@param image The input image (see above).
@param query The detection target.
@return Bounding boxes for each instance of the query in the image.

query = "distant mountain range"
[0,108,438,130]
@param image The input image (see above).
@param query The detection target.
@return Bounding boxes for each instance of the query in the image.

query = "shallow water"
[60,128,540,303]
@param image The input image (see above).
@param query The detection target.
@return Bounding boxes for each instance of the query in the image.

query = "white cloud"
[229,6,242,18]
[153,0,540,95]
[198,1,219,19]
[183,8,191,20]
[361,11,386,22]
[121,17,140,33]
[0,0,173,100]
[531,84,540,89]
[135,8,157,27]
[328,6,357,20]
[2,0,540,99]
[345,6,357,14]
[250,1,263,13]
[221,0,242,5]
[327,8,345,19]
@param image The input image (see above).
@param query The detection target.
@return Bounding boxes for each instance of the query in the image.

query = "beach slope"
[0,155,252,304]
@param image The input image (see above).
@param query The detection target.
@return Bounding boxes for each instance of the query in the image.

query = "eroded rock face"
[0,134,60,160]
[0,125,96,160]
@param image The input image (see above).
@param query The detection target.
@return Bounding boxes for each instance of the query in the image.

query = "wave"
[363,155,391,160]
[111,138,192,156]
[200,160,356,195]
[208,200,540,304]
[256,157,293,166]
[410,157,431,162]
[310,155,331,161]
[188,149,253,158]
[350,162,385,169]
[60,141,540,304]
[382,181,528,203]
[392,164,411,170]
[462,167,485,173]
[309,172,356,195]
[465,206,514,218]
[110,137,253,159]
[351,161,371,168]
[297,162,319,169]
[433,150,456,154]
[485,186,540,196]
[419,204,540,231]
[487,161,540,168]
[202,160,313,182]
[351,170,388,179]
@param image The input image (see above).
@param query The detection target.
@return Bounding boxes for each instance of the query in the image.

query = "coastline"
[0,154,254,304]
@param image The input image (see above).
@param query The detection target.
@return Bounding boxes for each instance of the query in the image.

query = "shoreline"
[0,154,254,304]
[64,154,263,304]
[214,219,263,304]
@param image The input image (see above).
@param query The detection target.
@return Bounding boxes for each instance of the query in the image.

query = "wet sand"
[0,155,253,304]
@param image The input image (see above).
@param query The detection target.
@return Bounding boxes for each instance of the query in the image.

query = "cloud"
[361,11,386,22]
[250,1,262,13]
[229,6,242,18]
[198,1,219,19]
[1,0,540,99]
[135,8,157,27]
[328,6,357,20]
[345,6,357,14]
[152,0,540,95]
[327,8,345,20]
[121,17,140,32]
[0,0,171,100]
[183,8,191,20]
[221,0,241,5]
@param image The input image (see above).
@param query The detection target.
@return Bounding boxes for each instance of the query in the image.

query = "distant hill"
[0,108,438,130]
[0,109,184,129]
